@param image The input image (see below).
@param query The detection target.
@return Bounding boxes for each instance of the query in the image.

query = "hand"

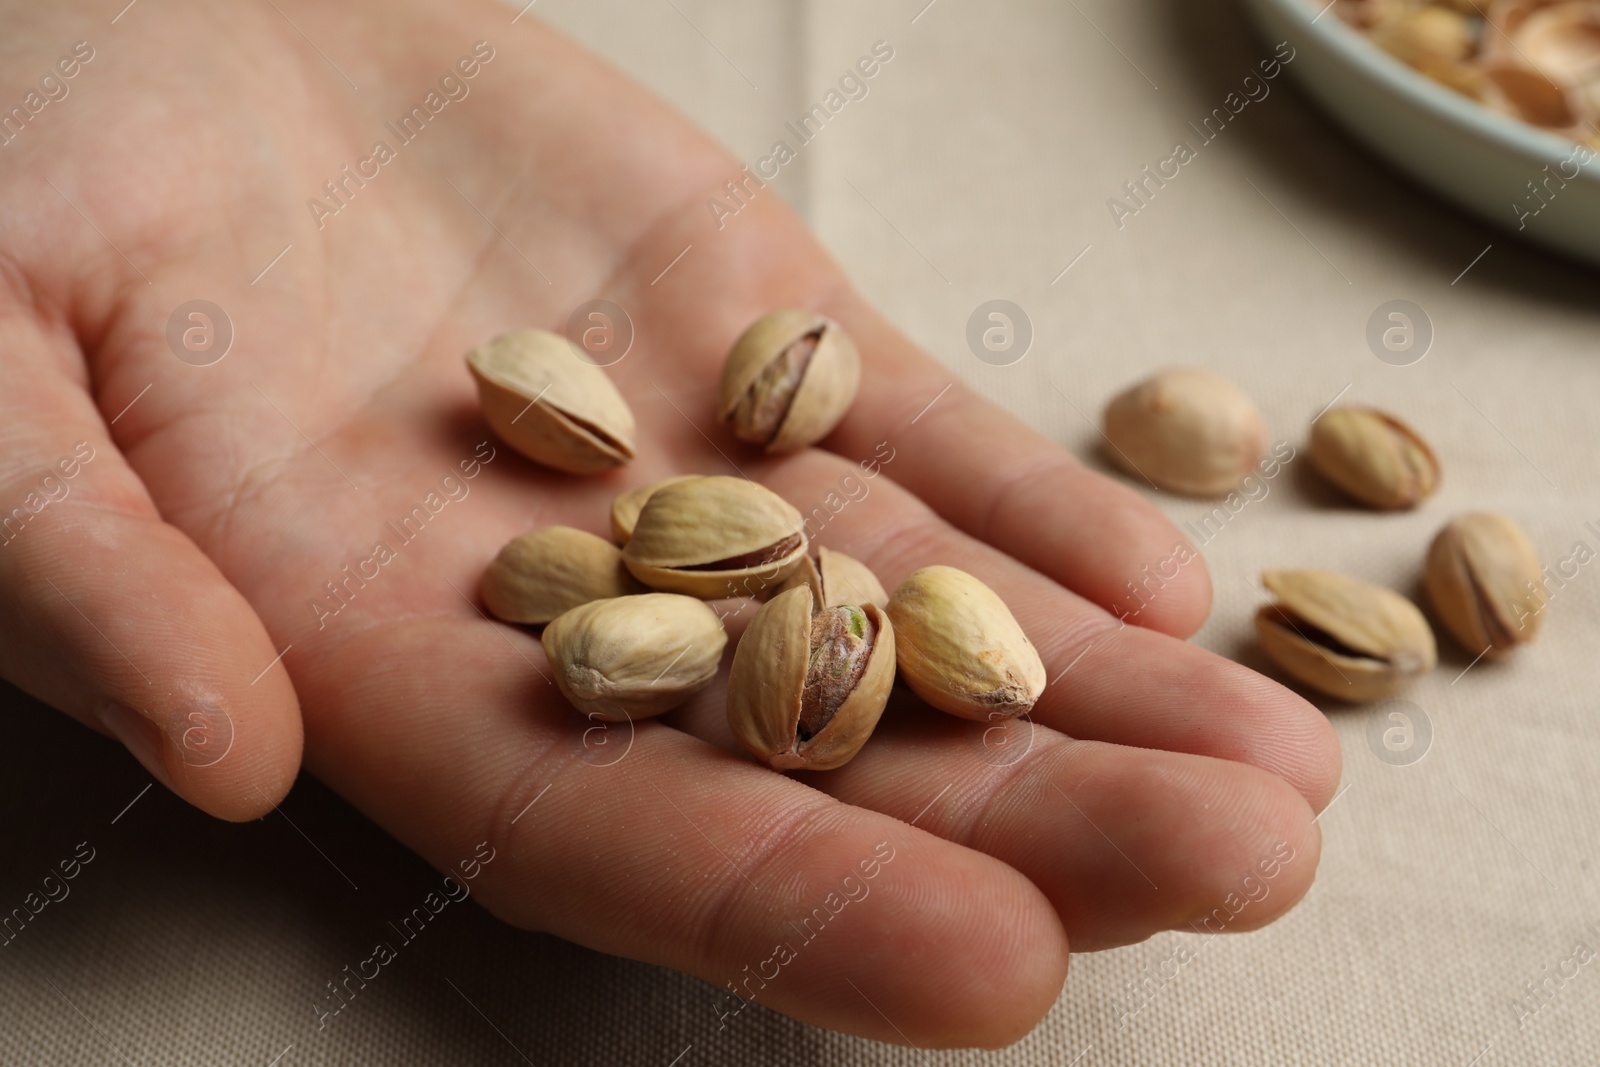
[0,0,1339,1047]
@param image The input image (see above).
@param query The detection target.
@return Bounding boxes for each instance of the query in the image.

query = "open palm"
[0,0,1340,1047]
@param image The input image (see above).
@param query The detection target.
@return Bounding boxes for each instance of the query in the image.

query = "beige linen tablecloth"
[5,0,1599,1063]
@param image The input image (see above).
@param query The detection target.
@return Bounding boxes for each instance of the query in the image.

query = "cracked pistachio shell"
[774,546,889,610]
[717,310,861,454]
[727,586,895,770]
[1426,512,1544,656]
[1310,407,1440,510]
[1371,6,1473,67]
[621,475,808,599]
[541,594,727,722]
[1101,367,1268,498]
[481,526,647,626]
[609,475,699,546]
[886,566,1047,721]
[466,328,636,475]
[1255,569,1436,703]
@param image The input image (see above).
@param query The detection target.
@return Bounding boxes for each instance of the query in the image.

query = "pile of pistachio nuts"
[1102,367,1546,702]
[1329,0,1600,150]
[466,312,1046,771]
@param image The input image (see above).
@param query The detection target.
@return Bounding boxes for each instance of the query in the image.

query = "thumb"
[0,309,301,821]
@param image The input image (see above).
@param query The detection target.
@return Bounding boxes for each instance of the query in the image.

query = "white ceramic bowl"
[1242,0,1600,266]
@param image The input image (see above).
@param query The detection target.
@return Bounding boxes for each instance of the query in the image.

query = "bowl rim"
[1258,0,1599,174]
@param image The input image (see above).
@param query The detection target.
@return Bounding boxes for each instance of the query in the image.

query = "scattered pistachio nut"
[481,526,647,626]
[541,594,727,721]
[774,546,889,610]
[886,565,1046,720]
[718,310,861,453]
[727,586,895,770]
[1425,512,1545,655]
[609,475,699,547]
[466,328,636,475]
[622,475,808,599]
[1309,407,1441,510]
[1254,569,1436,702]
[1101,367,1268,498]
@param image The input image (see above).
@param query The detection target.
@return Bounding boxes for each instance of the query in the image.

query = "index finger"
[821,289,1213,639]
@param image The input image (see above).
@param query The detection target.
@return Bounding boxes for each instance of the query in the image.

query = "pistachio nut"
[774,546,889,610]
[1309,407,1440,510]
[1425,512,1545,655]
[1370,6,1473,68]
[541,594,727,722]
[609,475,698,547]
[718,310,861,453]
[886,565,1046,720]
[622,475,808,599]
[1479,2,1599,129]
[727,586,895,770]
[1101,367,1268,498]
[1254,569,1436,702]
[466,328,636,475]
[482,526,647,626]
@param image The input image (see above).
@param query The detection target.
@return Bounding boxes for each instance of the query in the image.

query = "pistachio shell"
[1370,6,1473,66]
[886,565,1046,720]
[466,328,636,475]
[1480,2,1600,130]
[773,546,889,610]
[1101,367,1267,498]
[481,526,647,626]
[718,310,861,453]
[541,594,727,721]
[1255,569,1436,702]
[1482,63,1576,128]
[1515,3,1600,89]
[609,475,699,546]
[1348,0,1424,30]
[1425,512,1545,655]
[726,586,895,770]
[1309,407,1440,510]
[622,475,808,599]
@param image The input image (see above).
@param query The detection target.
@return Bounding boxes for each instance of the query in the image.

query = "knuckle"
[975,453,1078,543]
[963,733,1094,850]
[471,718,600,929]
[687,797,844,975]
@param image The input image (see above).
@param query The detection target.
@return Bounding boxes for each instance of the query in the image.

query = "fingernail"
[96,701,175,789]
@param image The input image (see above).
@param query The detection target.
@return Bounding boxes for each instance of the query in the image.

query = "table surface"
[6,1,1599,1064]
